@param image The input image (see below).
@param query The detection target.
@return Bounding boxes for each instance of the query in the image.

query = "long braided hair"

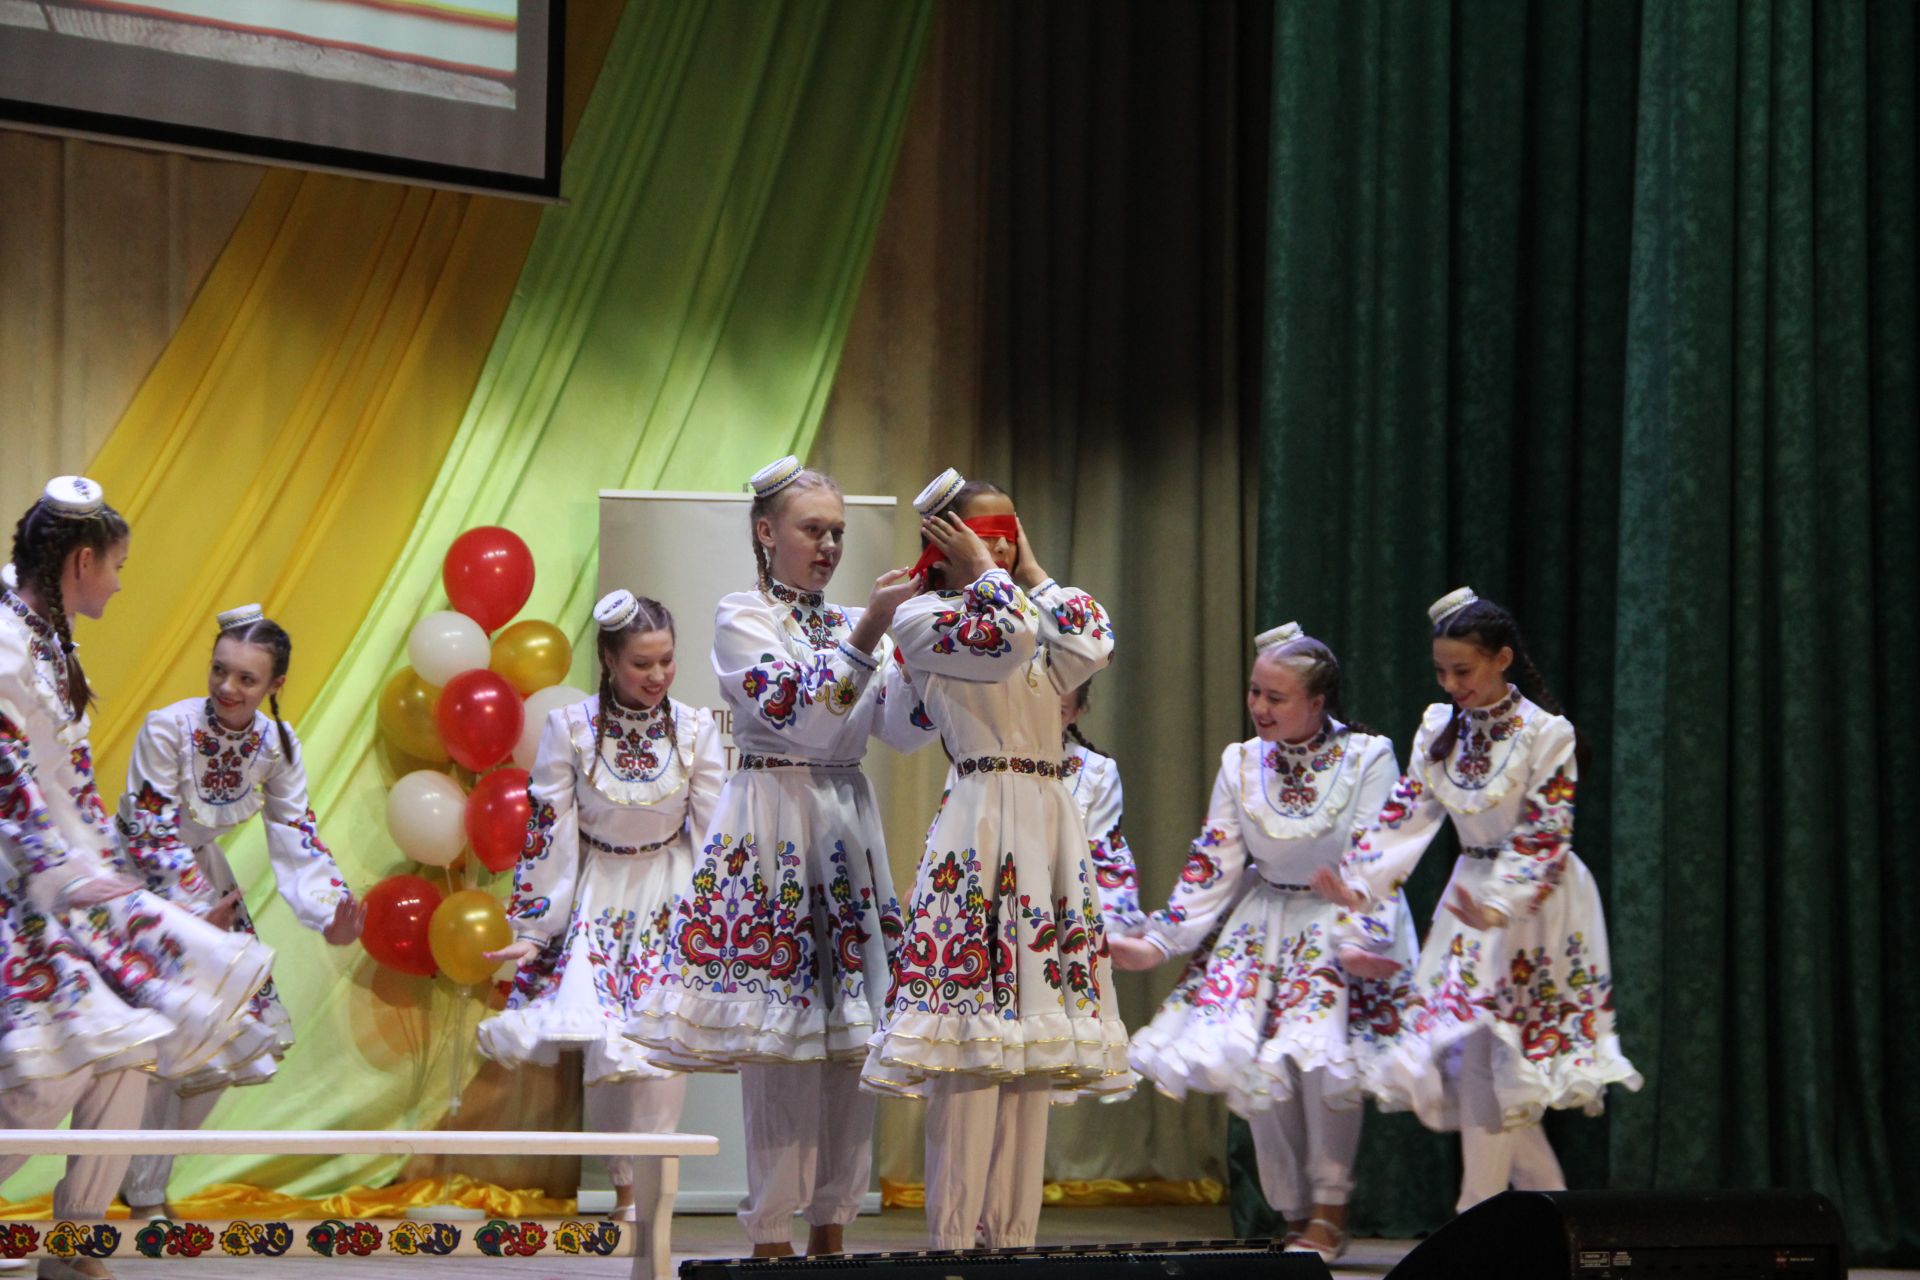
[1062,677,1113,758]
[218,618,297,761]
[751,470,843,591]
[1428,596,1571,762]
[589,596,677,784]
[9,499,130,722]
[1258,634,1376,738]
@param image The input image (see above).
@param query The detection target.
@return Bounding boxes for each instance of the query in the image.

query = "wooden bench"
[0,1129,719,1277]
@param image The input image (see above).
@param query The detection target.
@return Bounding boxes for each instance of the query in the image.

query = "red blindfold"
[909,515,1021,581]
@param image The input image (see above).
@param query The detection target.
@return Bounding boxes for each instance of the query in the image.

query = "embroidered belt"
[1260,879,1314,893]
[1461,844,1503,860]
[955,755,1067,780]
[738,754,862,771]
[582,830,677,857]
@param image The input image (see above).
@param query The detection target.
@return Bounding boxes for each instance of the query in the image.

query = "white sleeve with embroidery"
[0,709,90,914]
[684,707,727,844]
[259,734,351,932]
[1083,759,1146,933]
[1143,745,1250,957]
[1334,748,1449,951]
[713,594,878,751]
[890,570,1039,682]
[872,652,941,754]
[505,711,581,945]
[1478,719,1579,922]
[115,710,219,913]
[1027,580,1115,694]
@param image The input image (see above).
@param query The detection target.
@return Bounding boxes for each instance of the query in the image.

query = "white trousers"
[120,1079,226,1208]
[737,1060,873,1244]
[584,1073,689,1208]
[0,1069,149,1218]
[923,1074,1052,1251]
[1245,1064,1363,1220]
[1454,1029,1565,1212]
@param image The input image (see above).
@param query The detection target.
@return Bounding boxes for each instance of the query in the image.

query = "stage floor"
[82,1205,1916,1279]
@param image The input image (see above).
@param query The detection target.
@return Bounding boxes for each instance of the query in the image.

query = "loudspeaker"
[1386,1190,1845,1280]
[682,1240,1331,1280]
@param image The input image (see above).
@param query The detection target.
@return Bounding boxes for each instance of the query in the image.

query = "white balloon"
[386,769,467,867]
[407,610,490,687]
[513,684,593,770]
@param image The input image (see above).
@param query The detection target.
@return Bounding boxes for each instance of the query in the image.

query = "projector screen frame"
[0,0,566,201]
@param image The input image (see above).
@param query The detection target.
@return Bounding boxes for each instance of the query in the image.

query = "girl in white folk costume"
[1313,588,1641,1212]
[1110,624,1420,1262]
[632,458,933,1257]
[0,479,273,1280]
[1060,679,1146,937]
[864,470,1127,1251]
[113,604,364,1217]
[478,591,725,1223]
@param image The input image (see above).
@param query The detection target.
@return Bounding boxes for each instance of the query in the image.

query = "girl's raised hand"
[1338,944,1403,981]
[921,513,997,581]
[1444,885,1509,931]
[1310,865,1363,911]
[1012,519,1047,589]
[206,887,247,930]
[1106,933,1165,971]
[867,568,920,622]
[323,894,367,946]
[483,939,540,966]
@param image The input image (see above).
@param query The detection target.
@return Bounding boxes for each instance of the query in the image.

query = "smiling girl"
[1,478,272,1279]
[113,604,362,1216]
[633,457,933,1257]
[479,590,725,1224]
[1313,587,1641,1211]
[1110,623,1418,1261]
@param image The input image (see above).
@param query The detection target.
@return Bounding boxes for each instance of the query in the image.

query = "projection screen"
[0,0,562,198]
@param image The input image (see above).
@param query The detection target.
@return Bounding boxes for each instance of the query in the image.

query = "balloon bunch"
[362,528,590,986]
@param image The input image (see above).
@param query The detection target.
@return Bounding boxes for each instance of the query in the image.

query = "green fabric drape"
[124,0,930,1200]
[1244,0,1917,1262]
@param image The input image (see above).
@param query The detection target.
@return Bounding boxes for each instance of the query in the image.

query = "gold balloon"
[489,620,574,696]
[377,667,449,763]
[428,888,512,986]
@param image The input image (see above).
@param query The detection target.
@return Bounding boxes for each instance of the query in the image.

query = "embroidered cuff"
[837,639,880,672]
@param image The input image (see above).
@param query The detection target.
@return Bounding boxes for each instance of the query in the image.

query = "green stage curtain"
[1241,0,1917,1262]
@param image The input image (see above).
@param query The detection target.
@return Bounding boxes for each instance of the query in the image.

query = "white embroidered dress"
[632,579,934,1064]
[1337,690,1641,1128]
[864,571,1130,1097]
[1062,743,1147,935]
[116,697,351,1089]
[1127,724,1423,1115]
[0,591,273,1086]
[480,695,724,1083]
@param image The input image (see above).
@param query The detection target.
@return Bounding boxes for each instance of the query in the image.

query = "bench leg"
[632,1155,677,1280]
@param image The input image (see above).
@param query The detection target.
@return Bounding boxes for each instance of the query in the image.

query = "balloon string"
[448,985,470,1116]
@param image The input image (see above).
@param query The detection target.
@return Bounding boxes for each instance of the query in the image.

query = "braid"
[590,668,612,784]
[1429,704,1465,762]
[10,498,129,722]
[1511,646,1564,716]
[267,693,296,762]
[1065,721,1112,760]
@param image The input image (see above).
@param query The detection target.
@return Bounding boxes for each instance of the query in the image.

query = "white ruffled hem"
[480,1005,679,1084]
[861,1009,1135,1100]
[1375,1015,1642,1130]
[0,1012,171,1090]
[628,987,878,1065]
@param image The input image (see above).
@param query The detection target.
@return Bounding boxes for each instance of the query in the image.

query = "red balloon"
[466,767,532,874]
[362,874,443,978]
[443,527,535,632]
[436,668,525,772]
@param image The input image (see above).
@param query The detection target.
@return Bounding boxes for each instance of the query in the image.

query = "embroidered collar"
[202,698,262,738]
[4,588,75,719]
[766,579,826,610]
[3,589,55,641]
[1461,686,1523,724]
[1267,722,1335,763]
[603,694,668,724]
